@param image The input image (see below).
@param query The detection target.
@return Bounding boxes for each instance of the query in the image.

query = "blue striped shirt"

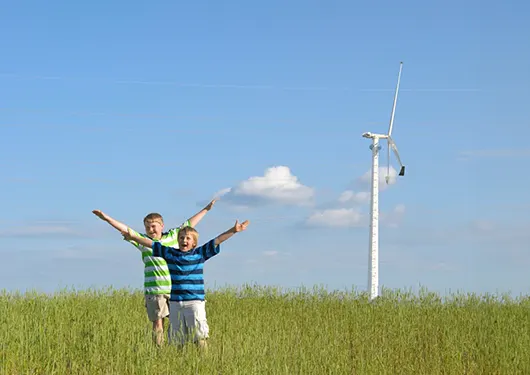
[151,239,220,301]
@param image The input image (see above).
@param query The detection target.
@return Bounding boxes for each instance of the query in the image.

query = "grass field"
[1,285,529,374]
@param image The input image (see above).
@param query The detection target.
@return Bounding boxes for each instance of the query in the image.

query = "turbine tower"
[362,62,406,301]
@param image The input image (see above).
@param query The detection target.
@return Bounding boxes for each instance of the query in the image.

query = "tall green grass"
[1,285,529,374]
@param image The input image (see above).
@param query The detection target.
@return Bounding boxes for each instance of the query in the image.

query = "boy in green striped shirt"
[92,198,216,346]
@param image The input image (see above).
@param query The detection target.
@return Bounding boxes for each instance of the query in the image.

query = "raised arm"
[187,198,217,227]
[214,220,249,246]
[122,228,154,248]
[92,210,128,232]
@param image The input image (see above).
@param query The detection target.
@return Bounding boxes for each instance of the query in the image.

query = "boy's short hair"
[144,213,164,224]
[179,226,199,246]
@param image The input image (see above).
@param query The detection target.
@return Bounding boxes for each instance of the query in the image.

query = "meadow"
[1,285,529,374]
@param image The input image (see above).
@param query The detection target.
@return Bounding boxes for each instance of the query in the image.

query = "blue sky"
[1,1,529,297]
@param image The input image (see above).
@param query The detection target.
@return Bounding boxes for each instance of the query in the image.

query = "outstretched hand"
[234,220,249,233]
[214,219,250,246]
[92,210,107,220]
[204,198,218,211]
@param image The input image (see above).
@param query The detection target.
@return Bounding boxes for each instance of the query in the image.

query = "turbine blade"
[386,139,390,184]
[388,136,404,170]
[387,62,403,137]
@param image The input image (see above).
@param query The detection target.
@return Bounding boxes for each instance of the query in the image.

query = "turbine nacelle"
[362,132,405,184]
[362,132,388,139]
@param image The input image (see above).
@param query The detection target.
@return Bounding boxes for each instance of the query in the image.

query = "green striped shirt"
[126,220,190,295]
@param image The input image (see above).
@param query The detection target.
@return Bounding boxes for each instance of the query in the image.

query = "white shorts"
[144,294,170,322]
[168,300,209,345]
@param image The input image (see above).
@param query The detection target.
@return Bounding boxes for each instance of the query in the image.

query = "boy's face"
[178,232,196,252]
[144,219,164,240]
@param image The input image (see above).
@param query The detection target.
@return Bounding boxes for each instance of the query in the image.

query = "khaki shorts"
[144,294,170,322]
[168,300,209,344]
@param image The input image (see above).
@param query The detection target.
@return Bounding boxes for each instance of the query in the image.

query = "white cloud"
[304,166,405,228]
[216,166,314,207]
[211,187,251,211]
[306,208,365,228]
[214,187,232,198]
[338,190,370,205]
[358,166,398,191]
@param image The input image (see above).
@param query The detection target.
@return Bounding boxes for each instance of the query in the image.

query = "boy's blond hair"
[144,213,164,225]
[179,226,199,247]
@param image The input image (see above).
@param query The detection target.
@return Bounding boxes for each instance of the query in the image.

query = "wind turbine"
[362,62,406,301]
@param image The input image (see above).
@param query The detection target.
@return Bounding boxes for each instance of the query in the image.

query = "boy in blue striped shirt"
[121,219,249,350]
